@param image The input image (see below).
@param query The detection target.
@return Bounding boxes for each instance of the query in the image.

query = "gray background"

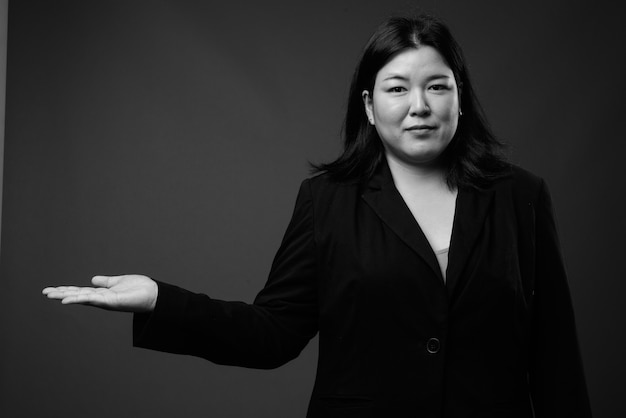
[0,0,7,252]
[1,0,624,417]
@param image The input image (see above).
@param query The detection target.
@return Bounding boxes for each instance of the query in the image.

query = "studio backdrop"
[1,1,625,417]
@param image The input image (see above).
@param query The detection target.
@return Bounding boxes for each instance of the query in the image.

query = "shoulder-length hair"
[312,15,508,189]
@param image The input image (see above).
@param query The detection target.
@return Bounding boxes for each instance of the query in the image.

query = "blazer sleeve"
[528,179,593,417]
[132,179,319,369]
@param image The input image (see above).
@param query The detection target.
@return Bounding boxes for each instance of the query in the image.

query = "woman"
[43,15,592,417]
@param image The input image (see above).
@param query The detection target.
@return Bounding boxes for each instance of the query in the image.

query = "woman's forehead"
[377,47,453,81]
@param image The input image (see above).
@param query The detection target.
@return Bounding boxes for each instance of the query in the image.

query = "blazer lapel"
[361,162,444,285]
[360,161,497,297]
[446,185,495,298]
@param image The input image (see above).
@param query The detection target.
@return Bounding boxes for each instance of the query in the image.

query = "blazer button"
[426,337,440,354]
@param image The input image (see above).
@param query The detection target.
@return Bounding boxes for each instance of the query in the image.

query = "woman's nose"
[409,90,430,116]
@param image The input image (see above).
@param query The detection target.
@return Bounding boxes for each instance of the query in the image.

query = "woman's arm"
[44,179,319,369]
[132,179,319,368]
[528,180,593,417]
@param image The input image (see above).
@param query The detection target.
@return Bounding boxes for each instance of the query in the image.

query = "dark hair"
[312,15,508,189]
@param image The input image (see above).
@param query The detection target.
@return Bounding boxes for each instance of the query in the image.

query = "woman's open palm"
[43,275,158,313]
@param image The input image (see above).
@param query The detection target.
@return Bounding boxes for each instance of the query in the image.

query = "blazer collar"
[361,160,495,297]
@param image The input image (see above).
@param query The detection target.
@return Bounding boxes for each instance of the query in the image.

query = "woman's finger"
[52,286,81,292]
[91,275,121,288]
[44,287,96,299]
[61,292,106,306]
[42,287,72,295]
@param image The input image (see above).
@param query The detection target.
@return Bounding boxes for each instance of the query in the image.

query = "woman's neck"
[385,155,450,193]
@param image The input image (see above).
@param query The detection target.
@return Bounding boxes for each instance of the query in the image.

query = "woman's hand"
[42,275,158,313]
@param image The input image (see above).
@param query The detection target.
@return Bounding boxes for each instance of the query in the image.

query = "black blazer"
[134,163,592,418]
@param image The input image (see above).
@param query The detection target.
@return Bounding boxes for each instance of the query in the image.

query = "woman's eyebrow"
[382,74,409,81]
[425,74,452,81]
[381,73,452,82]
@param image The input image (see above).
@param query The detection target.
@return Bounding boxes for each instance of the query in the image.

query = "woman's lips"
[406,124,435,131]
[406,125,436,134]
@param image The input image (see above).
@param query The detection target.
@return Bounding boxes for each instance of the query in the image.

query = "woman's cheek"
[378,100,408,122]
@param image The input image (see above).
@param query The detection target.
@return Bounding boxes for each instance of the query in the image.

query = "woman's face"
[363,46,460,169]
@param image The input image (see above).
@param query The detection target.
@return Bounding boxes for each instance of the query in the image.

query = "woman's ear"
[362,90,375,125]
[457,82,463,116]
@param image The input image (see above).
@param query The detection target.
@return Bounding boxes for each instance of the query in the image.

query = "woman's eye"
[388,86,406,93]
[429,84,449,91]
